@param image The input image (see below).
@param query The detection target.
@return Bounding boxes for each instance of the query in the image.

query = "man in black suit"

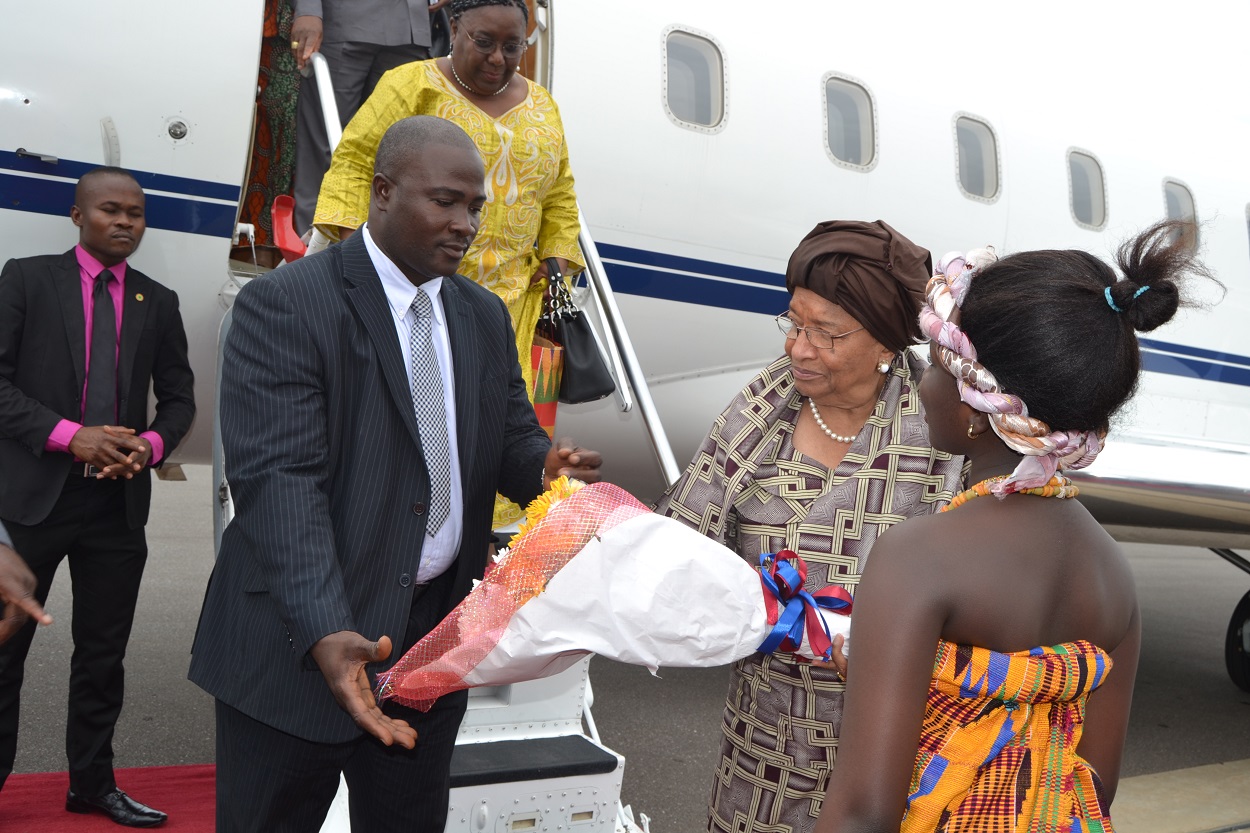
[189,116,602,833]
[0,167,196,827]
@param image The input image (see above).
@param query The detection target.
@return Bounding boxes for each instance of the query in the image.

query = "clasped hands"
[69,425,151,479]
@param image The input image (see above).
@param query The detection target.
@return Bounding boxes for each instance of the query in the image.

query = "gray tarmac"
[12,464,1250,832]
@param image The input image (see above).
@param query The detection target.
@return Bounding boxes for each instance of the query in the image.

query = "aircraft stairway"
[567,215,682,488]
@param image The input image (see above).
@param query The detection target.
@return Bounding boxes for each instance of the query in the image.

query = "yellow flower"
[515,476,584,538]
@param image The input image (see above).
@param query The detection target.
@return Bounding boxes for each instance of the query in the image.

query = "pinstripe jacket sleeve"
[216,273,354,657]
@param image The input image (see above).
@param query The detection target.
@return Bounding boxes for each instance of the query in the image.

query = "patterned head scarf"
[918,248,1103,497]
[785,220,933,355]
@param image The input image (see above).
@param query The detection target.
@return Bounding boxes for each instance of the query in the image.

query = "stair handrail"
[576,212,681,488]
[309,52,343,151]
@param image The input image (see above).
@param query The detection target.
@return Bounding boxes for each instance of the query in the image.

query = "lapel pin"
[135,293,144,302]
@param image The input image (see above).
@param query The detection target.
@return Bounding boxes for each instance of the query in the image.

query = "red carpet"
[0,764,214,832]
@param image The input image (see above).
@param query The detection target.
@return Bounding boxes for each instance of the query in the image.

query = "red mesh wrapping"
[376,481,650,710]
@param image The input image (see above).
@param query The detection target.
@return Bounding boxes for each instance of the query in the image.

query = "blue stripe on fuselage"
[5,171,1249,389]
[599,242,1250,388]
[1,151,241,202]
[0,152,240,239]
[0,172,237,239]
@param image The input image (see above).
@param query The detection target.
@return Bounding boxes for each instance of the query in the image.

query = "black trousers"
[214,568,467,832]
[292,40,431,234]
[0,474,148,796]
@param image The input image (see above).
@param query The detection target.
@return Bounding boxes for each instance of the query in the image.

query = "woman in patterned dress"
[814,222,1212,833]
[655,220,964,833]
[312,0,582,525]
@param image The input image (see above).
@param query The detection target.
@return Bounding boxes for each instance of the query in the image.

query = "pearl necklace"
[448,54,511,97]
[808,399,857,444]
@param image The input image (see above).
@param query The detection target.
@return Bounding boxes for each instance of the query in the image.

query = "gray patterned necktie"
[409,291,452,533]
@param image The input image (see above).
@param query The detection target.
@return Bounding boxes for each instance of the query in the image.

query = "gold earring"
[877,361,891,375]
[967,424,978,440]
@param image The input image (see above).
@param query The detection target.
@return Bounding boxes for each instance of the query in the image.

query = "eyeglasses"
[463,30,528,61]
[775,313,864,350]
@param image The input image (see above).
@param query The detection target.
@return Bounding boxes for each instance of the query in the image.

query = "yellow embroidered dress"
[314,60,584,524]
[902,640,1115,833]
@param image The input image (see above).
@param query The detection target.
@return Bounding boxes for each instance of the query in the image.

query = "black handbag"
[540,258,616,404]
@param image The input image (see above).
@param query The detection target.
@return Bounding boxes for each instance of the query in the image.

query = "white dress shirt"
[363,225,463,583]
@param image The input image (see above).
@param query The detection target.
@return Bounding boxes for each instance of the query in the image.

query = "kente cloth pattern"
[377,481,649,710]
[902,640,1114,833]
[654,354,963,833]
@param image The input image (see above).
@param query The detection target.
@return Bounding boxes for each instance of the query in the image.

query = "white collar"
[362,223,445,324]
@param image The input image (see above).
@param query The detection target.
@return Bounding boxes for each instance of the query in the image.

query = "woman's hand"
[530,257,570,286]
[830,633,849,679]
[809,633,849,681]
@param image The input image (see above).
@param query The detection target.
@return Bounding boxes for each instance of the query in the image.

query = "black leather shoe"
[66,788,168,827]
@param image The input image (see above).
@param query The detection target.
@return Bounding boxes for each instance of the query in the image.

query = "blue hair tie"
[1105,284,1149,313]
[1104,286,1123,312]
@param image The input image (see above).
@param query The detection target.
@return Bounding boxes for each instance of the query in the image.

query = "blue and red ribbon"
[757,550,852,661]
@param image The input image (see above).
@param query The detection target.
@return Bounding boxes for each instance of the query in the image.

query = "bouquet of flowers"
[376,478,852,711]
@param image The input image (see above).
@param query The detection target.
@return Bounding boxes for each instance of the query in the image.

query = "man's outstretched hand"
[0,543,52,644]
[310,631,417,749]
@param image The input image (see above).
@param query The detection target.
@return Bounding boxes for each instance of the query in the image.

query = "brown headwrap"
[784,220,933,355]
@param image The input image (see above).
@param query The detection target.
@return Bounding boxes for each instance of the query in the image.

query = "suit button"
[412,502,425,515]
[399,573,412,587]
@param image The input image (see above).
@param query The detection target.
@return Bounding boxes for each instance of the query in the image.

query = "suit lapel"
[340,235,423,448]
[52,251,86,391]
[441,277,480,484]
[118,268,152,404]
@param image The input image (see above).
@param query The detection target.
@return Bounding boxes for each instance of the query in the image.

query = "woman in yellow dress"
[313,0,584,525]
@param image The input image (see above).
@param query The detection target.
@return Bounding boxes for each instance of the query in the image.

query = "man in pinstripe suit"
[189,116,602,832]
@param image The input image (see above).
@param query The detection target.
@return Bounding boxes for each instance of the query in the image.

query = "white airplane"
[3,1,1248,829]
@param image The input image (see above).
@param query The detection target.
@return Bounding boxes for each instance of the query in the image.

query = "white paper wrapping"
[460,513,850,687]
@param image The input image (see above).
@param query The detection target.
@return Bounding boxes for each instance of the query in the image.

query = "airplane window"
[824,75,875,169]
[1163,179,1199,250]
[664,29,726,131]
[1068,150,1107,229]
[954,115,999,201]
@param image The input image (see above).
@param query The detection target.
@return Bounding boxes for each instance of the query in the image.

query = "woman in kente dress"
[814,221,1214,833]
[655,220,964,833]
